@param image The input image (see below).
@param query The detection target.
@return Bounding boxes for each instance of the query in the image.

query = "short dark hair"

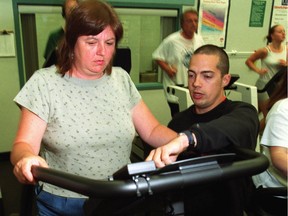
[193,44,229,76]
[57,0,123,75]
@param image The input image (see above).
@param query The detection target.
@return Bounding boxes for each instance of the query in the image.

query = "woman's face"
[272,25,286,42]
[72,26,116,80]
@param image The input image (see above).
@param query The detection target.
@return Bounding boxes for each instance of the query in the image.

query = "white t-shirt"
[253,98,288,192]
[152,31,204,103]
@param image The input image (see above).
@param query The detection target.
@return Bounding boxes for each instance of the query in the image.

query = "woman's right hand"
[13,155,48,185]
[279,59,287,67]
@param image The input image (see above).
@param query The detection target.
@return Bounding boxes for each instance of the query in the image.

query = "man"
[147,45,259,216]
[43,0,79,67]
[152,9,205,117]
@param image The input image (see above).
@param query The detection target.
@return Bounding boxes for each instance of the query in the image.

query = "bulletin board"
[197,0,230,48]
[0,30,16,57]
[249,0,266,27]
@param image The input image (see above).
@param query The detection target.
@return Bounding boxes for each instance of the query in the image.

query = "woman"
[245,25,287,113]
[252,68,287,216]
[10,1,177,215]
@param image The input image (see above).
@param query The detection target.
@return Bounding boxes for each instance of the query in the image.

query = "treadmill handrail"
[31,148,269,198]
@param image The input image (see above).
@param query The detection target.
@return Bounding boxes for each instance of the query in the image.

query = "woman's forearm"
[270,146,288,177]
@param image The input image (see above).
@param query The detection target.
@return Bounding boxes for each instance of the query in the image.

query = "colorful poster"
[198,0,230,48]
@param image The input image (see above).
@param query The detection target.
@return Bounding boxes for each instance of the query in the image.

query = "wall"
[0,1,20,153]
[140,89,171,125]
[225,0,273,85]
[0,0,276,153]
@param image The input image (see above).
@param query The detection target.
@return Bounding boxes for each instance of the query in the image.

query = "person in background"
[245,24,287,113]
[43,0,79,67]
[252,67,287,216]
[152,9,205,117]
[10,1,177,215]
[147,45,259,216]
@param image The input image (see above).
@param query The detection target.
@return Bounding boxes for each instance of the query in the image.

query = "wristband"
[178,130,196,150]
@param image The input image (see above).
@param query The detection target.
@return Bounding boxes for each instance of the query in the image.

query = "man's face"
[181,12,198,39]
[188,54,230,114]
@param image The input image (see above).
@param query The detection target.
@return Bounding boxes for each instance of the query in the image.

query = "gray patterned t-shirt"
[14,65,141,198]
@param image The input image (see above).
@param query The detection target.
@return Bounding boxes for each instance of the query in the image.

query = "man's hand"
[145,134,189,168]
[167,65,177,78]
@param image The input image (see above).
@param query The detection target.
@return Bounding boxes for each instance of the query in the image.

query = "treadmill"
[32,147,269,215]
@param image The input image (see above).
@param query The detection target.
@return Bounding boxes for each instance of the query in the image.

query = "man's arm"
[155,60,177,78]
[146,102,259,167]
[190,102,259,153]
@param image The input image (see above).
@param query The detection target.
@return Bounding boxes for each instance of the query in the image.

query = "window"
[17,4,179,86]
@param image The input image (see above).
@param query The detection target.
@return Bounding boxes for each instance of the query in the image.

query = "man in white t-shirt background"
[153,9,205,117]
